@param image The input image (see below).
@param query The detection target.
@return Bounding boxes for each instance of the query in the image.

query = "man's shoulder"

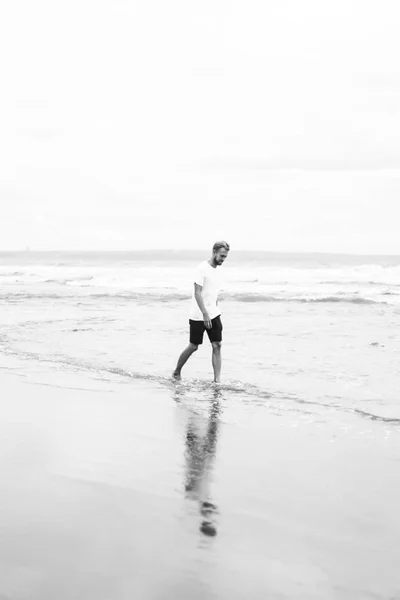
[194,260,208,271]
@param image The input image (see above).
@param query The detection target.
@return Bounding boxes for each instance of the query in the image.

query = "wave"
[0,289,392,305]
[0,271,24,277]
[0,292,68,301]
[229,293,383,305]
[352,408,400,424]
[2,261,400,287]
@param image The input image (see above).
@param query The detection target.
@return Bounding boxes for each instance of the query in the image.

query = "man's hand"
[203,312,212,329]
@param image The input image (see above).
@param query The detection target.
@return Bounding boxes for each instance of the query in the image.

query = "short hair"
[213,240,230,253]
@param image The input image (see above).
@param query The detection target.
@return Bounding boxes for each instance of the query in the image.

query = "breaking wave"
[228,293,383,305]
[0,289,392,305]
[1,256,400,306]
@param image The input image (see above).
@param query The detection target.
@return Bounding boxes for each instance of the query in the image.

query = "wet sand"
[0,358,399,599]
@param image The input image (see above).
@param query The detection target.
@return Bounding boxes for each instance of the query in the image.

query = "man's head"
[212,240,230,266]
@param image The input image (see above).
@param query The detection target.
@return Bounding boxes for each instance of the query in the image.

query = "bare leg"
[173,343,198,379]
[211,342,222,383]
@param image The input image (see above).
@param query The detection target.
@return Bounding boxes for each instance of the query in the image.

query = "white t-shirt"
[189,261,223,321]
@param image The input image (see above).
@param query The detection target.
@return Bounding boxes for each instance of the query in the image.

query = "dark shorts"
[189,316,223,346]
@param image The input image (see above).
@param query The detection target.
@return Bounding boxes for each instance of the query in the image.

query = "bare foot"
[172,371,181,381]
[200,521,217,537]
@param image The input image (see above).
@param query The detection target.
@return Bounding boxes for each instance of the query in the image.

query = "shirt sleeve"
[193,263,205,286]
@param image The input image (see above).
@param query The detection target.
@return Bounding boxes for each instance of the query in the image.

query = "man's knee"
[212,341,222,351]
[189,343,199,352]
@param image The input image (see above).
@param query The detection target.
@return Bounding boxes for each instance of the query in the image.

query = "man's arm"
[194,283,212,329]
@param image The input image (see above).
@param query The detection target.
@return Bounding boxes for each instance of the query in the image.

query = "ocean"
[0,249,399,424]
[1,249,400,598]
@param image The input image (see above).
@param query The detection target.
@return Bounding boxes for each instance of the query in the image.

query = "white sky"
[1,0,399,252]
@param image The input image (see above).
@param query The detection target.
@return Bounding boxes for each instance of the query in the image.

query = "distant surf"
[1,253,400,305]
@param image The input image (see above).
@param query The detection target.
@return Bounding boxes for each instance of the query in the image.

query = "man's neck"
[208,258,217,268]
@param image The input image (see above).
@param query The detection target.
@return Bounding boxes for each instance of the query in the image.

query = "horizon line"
[1,249,400,258]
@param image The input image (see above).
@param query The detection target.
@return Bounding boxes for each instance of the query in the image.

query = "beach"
[1,251,400,598]
[1,354,399,599]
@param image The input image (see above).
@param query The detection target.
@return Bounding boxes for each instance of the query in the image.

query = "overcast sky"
[1,0,399,252]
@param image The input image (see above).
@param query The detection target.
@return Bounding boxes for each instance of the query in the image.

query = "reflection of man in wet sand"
[175,389,222,537]
[173,241,230,383]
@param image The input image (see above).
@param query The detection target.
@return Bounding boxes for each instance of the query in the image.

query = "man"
[173,241,230,383]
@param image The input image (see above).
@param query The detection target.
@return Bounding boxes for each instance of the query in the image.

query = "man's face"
[214,249,229,265]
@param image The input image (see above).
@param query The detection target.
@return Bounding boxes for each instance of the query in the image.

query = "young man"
[173,241,230,383]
